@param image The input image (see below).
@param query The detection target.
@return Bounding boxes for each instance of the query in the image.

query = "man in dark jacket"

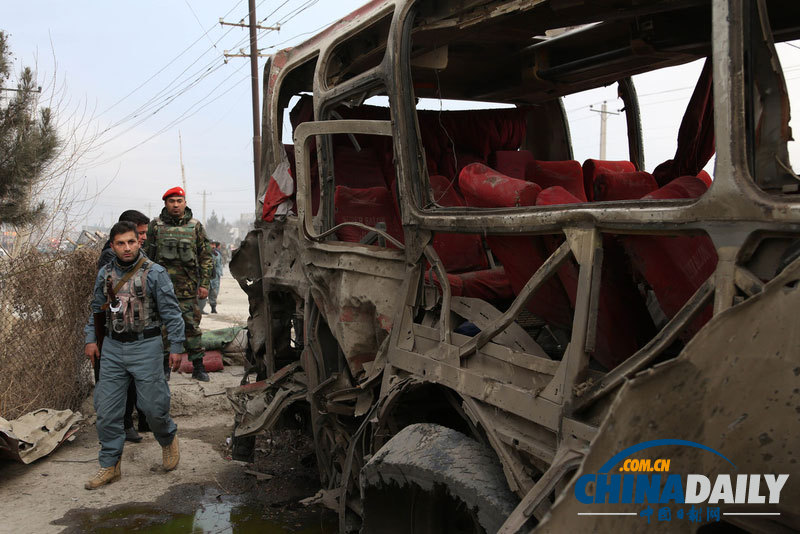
[145,187,214,381]
[96,209,150,443]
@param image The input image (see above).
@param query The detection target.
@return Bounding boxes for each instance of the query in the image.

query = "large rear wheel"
[360,423,518,534]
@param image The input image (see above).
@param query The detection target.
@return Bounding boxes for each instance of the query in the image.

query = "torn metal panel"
[0,409,83,464]
[227,362,308,437]
[538,258,800,532]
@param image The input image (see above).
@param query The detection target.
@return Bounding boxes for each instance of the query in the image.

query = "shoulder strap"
[101,256,147,310]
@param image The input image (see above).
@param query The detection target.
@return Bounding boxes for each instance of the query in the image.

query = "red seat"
[535,186,584,205]
[530,160,587,202]
[593,171,658,202]
[493,152,586,202]
[426,267,515,302]
[493,150,535,180]
[696,170,713,187]
[419,175,509,302]
[535,188,656,369]
[427,175,489,273]
[621,176,717,338]
[334,186,404,247]
[582,159,636,201]
[459,163,542,208]
[460,167,574,329]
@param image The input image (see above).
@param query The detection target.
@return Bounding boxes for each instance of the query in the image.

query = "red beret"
[162,186,186,200]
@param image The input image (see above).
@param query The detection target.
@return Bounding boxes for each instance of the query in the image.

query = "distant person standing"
[96,209,151,443]
[145,187,213,382]
[200,241,222,314]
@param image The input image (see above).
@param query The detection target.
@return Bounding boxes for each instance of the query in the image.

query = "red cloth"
[582,160,636,201]
[593,171,658,201]
[492,150,535,180]
[530,160,587,201]
[162,186,185,200]
[262,176,291,222]
[178,351,223,374]
[653,58,715,186]
[459,163,541,208]
[333,145,388,188]
[334,186,404,246]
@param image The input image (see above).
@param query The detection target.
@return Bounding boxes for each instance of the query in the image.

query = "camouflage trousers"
[162,297,205,362]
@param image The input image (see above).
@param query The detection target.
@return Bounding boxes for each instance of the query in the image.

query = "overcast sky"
[3,2,799,233]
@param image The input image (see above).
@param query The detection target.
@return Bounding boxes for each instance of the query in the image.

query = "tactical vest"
[103,260,159,334]
[153,218,199,267]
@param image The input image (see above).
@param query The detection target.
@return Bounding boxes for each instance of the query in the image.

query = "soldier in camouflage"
[146,187,214,381]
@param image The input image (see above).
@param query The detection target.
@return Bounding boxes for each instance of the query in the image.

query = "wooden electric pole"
[590,101,619,160]
[178,131,188,196]
[220,4,279,205]
[201,190,210,223]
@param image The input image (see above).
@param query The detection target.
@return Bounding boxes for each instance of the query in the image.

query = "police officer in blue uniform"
[83,221,185,489]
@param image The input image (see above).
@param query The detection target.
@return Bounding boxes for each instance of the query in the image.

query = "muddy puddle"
[55,487,336,533]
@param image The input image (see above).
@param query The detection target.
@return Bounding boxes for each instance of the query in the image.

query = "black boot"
[210,305,217,314]
[192,358,210,382]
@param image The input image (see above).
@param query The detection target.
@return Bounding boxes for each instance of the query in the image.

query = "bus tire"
[360,423,518,533]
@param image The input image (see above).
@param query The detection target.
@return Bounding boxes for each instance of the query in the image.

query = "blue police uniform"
[84,251,185,468]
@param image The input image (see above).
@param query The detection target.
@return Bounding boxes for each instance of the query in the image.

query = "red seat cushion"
[535,186,584,206]
[696,170,713,187]
[334,186,404,246]
[461,169,573,329]
[536,188,655,369]
[530,160,587,202]
[459,163,542,208]
[428,175,488,273]
[582,159,636,201]
[621,176,716,339]
[643,175,708,200]
[593,171,658,201]
[493,150,535,180]
[426,267,515,302]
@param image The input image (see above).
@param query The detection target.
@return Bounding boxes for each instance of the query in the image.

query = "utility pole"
[220,4,279,205]
[590,101,619,160]
[178,131,188,197]
[200,190,210,224]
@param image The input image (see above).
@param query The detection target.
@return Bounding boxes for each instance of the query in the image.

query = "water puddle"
[60,489,336,533]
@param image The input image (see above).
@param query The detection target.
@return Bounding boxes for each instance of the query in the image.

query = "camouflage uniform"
[146,206,213,363]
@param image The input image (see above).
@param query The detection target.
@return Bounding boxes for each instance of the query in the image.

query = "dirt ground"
[0,273,333,534]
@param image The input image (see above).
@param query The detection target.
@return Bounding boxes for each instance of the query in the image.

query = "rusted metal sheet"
[0,409,83,464]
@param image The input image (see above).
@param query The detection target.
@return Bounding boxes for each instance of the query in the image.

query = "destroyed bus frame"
[230,0,800,532]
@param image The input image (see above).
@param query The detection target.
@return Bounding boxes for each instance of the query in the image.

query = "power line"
[98,0,244,118]
[88,64,250,167]
[184,0,220,50]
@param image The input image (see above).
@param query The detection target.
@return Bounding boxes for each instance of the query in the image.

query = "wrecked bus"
[229,0,800,531]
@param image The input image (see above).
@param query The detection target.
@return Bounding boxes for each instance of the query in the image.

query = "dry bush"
[0,247,98,419]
